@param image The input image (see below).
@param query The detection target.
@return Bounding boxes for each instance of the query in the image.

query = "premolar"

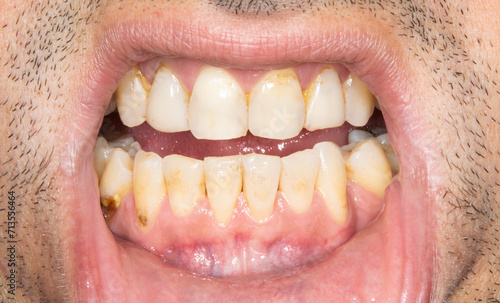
[99,148,134,208]
[343,74,376,127]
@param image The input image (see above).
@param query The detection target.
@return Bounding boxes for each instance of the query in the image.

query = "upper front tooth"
[249,68,305,139]
[134,151,167,231]
[189,67,247,140]
[204,155,242,225]
[342,74,376,127]
[242,154,280,221]
[279,149,319,214]
[146,65,190,132]
[99,148,134,208]
[163,154,205,217]
[345,138,392,198]
[116,66,151,127]
[304,67,345,131]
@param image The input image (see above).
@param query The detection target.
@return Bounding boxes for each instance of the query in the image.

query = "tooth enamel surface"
[242,154,280,221]
[133,151,167,229]
[105,94,117,116]
[116,66,151,127]
[146,66,190,132]
[188,67,247,140]
[249,68,305,139]
[107,134,141,158]
[279,149,319,214]
[99,148,134,208]
[376,134,400,173]
[204,155,242,225]
[345,138,392,198]
[94,137,114,180]
[342,74,376,127]
[348,130,374,144]
[314,142,348,224]
[304,68,345,131]
[163,154,205,217]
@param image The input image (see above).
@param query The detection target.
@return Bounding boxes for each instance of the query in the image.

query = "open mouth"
[63,14,434,302]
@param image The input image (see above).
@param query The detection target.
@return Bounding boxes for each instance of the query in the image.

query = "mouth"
[62,11,434,302]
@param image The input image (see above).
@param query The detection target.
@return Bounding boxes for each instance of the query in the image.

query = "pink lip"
[59,8,435,302]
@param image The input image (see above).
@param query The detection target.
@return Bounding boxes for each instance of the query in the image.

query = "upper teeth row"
[112,65,377,140]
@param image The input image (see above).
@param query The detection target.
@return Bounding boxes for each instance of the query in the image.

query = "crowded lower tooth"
[146,65,190,132]
[342,74,376,127]
[189,67,247,140]
[348,130,374,144]
[134,151,167,230]
[163,154,205,217]
[204,156,242,225]
[376,134,400,173]
[345,138,392,198]
[304,67,345,131]
[107,134,141,158]
[314,142,348,224]
[99,148,134,208]
[116,66,151,127]
[248,68,305,139]
[279,149,319,214]
[242,154,280,221]
[94,137,114,179]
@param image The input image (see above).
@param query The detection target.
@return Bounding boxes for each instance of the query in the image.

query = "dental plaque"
[94,61,400,278]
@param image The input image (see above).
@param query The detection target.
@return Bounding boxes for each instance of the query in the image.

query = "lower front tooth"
[134,151,167,230]
[242,154,281,221]
[99,148,134,208]
[343,74,376,127]
[163,154,205,217]
[279,150,319,214]
[204,156,242,225]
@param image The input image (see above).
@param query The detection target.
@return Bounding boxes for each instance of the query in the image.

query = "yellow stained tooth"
[342,74,376,127]
[99,148,134,208]
[116,66,151,127]
[345,138,392,198]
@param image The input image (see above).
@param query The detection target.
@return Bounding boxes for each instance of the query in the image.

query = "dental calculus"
[95,64,398,229]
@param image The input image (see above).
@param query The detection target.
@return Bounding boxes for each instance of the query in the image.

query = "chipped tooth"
[99,148,134,208]
[376,134,400,173]
[134,151,167,230]
[348,130,374,144]
[105,94,117,116]
[304,68,345,131]
[94,136,114,180]
[107,134,141,158]
[249,68,305,139]
[163,154,205,217]
[242,154,280,221]
[279,150,319,214]
[116,66,151,127]
[146,66,190,132]
[343,74,376,127]
[189,67,247,140]
[204,155,242,225]
[314,142,348,224]
[345,138,392,198]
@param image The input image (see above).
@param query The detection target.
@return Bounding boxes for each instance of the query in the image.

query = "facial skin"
[0,0,499,301]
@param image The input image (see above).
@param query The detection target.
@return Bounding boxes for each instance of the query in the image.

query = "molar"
[116,66,151,127]
[99,148,134,208]
[348,130,374,145]
[342,74,376,127]
[376,133,400,173]
[94,136,114,180]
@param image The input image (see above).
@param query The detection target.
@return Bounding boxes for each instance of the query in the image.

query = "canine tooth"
[376,134,400,173]
[348,130,374,144]
[146,66,189,132]
[134,151,167,230]
[94,136,114,180]
[249,68,305,139]
[242,154,280,221]
[279,150,319,214]
[345,138,392,198]
[304,68,345,131]
[163,155,205,217]
[204,156,242,225]
[105,94,117,116]
[116,66,151,127]
[99,148,134,208]
[189,67,247,140]
[343,74,376,127]
[314,142,348,224]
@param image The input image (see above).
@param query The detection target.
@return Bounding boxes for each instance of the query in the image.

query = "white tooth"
[146,66,190,132]
[133,151,167,230]
[242,154,280,221]
[204,155,242,225]
[163,154,205,217]
[108,134,141,158]
[99,148,134,208]
[249,68,305,139]
[345,138,392,198]
[376,134,400,173]
[304,68,345,131]
[348,130,374,144]
[313,142,348,224]
[342,74,376,127]
[116,66,151,127]
[189,67,247,140]
[279,150,319,214]
[94,136,114,180]
[105,94,117,116]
